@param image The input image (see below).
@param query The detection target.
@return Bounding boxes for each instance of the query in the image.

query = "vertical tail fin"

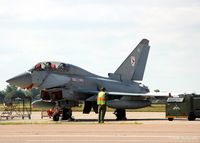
[109,39,150,81]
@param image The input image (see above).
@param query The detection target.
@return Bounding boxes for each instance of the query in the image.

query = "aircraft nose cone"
[6,72,32,88]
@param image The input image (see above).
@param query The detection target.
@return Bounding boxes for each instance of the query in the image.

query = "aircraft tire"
[114,109,127,120]
[168,118,174,121]
[53,114,60,121]
[62,108,72,120]
[188,112,196,121]
[188,116,196,121]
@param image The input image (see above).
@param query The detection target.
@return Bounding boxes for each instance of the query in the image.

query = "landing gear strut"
[114,109,127,120]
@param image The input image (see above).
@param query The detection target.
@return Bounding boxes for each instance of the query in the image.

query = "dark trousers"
[98,105,106,123]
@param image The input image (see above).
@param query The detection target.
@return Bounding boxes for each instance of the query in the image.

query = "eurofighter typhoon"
[7,39,168,121]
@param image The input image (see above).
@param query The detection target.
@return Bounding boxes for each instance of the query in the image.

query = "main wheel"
[53,114,60,121]
[168,118,174,121]
[188,112,196,121]
[188,116,196,121]
[62,108,72,120]
[114,109,127,120]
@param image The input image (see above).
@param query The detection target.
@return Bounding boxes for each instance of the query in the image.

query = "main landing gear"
[114,109,127,120]
[50,101,75,121]
[52,108,74,121]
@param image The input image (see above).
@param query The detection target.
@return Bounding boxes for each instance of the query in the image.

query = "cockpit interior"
[30,62,70,73]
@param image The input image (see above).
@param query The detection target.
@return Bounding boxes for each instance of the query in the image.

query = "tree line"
[0,85,40,103]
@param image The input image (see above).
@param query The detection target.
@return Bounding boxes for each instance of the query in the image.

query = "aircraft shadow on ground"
[64,118,168,122]
[62,118,200,122]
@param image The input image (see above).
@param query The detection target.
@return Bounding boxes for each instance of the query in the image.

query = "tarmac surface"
[0,112,200,143]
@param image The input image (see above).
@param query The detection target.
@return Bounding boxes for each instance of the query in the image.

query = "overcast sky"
[0,0,200,93]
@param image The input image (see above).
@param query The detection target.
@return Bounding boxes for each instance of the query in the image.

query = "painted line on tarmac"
[1,134,200,139]
[26,139,163,142]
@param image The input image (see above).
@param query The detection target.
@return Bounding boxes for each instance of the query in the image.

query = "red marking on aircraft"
[131,56,136,66]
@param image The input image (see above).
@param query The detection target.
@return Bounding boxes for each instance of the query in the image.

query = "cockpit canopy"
[30,62,70,73]
[29,61,97,77]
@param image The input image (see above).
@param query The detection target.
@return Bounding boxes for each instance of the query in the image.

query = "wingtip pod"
[140,39,149,45]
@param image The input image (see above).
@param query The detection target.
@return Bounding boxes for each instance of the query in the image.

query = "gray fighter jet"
[7,39,168,121]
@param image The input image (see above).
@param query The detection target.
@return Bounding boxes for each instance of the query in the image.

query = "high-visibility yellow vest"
[97,91,106,105]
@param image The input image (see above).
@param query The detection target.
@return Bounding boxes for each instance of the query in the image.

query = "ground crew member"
[97,87,106,123]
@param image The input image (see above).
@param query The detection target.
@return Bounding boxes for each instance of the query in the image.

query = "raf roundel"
[131,56,136,67]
